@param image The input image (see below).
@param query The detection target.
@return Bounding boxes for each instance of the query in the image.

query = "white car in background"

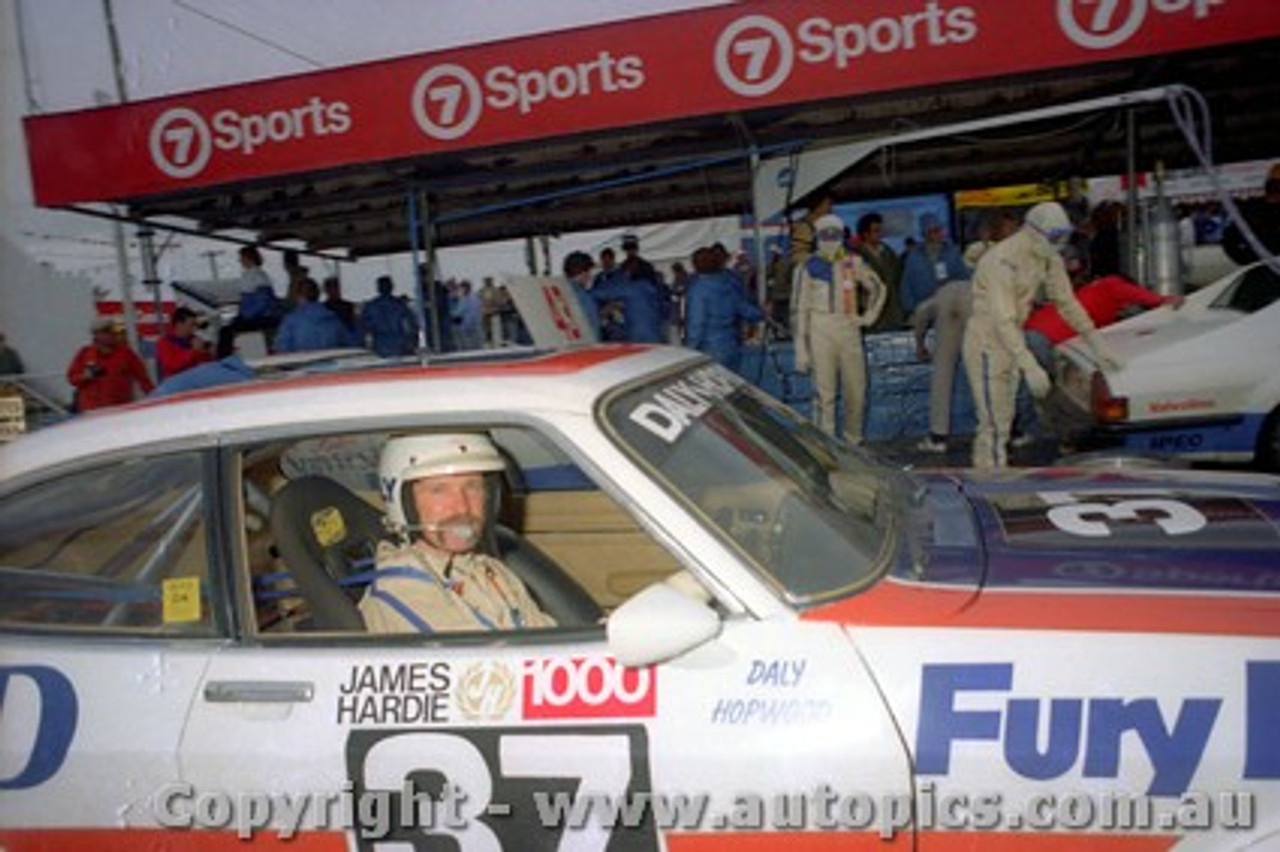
[1057,262,1280,469]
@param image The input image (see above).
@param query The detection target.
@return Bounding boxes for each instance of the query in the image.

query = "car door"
[0,450,221,845]
[176,422,914,850]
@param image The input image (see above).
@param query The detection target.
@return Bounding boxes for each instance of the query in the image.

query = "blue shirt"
[361,293,419,357]
[274,302,360,353]
[590,274,665,344]
[901,242,969,315]
[150,355,253,397]
[684,270,763,369]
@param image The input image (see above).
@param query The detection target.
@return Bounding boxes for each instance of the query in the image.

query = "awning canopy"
[23,1,1280,257]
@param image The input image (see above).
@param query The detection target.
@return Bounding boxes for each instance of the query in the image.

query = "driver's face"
[412,473,488,553]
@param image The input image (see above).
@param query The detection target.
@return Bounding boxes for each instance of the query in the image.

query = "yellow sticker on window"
[310,506,347,548]
[162,576,202,623]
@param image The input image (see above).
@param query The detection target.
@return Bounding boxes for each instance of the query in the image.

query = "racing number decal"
[347,724,657,851]
[1040,492,1207,538]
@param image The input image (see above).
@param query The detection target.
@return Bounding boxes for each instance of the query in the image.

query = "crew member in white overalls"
[792,214,887,441]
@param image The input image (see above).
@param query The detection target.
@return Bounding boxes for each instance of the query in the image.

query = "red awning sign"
[24,0,1280,207]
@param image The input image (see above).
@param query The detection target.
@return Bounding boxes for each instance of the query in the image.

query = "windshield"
[602,362,903,604]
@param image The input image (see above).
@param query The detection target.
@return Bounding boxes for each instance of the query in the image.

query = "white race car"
[2,345,1280,850]
[1056,262,1280,469]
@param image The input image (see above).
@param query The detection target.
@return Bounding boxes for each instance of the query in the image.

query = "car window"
[237,425,683,638]
[1211,264,1280,313]
[0,452,218,636]
[601,363,901,605]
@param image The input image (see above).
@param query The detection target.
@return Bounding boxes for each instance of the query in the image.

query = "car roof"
[1,344,701,485]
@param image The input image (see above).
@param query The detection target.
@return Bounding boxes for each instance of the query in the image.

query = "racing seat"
[494,525,603,626]
[268,475,384,631]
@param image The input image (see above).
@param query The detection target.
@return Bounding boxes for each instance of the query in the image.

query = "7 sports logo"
[714,4,979,98]
[1057,0,1227,50]
[149,97,352,179]
[411,52,645,141]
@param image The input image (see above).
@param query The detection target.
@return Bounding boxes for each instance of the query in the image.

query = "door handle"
[203,680,315,703]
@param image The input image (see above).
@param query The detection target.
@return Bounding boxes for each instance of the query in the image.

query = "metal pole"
[748,147,769,307]
[421,191,441,353]
[136,228,163,377]
[1125,108,1140,280]
[100,0,141,352]
[407,190,427,352]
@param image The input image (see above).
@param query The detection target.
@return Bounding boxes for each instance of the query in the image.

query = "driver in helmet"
[359,432,556,633]
[961,201,1121,469]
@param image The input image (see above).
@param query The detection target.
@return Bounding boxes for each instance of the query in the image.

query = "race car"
[1055,262,1280,469]
[2,343,1279,850]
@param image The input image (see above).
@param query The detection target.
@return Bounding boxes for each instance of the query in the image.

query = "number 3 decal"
[1040,492,1207,538]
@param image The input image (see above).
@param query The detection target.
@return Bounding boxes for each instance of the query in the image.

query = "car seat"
[268,475,385,631]
[493,525,603,626]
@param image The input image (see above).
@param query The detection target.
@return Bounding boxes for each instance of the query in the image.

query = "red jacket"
[156,332,213,380]
[1024,275,1168,345]
[66,343,155,411]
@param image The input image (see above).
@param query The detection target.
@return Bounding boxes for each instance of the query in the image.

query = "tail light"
[1091,371,1129,423]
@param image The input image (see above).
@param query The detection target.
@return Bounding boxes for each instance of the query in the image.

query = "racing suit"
[793,249,886,441]
[911,280,973,439]
[962,226,1104,469]
[360,540,555,633]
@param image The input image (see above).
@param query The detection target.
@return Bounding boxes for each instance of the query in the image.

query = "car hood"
[806,465,1280,633]
[933,466,1280,595]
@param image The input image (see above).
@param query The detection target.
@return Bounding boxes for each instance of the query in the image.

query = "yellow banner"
[955,182,1072,208]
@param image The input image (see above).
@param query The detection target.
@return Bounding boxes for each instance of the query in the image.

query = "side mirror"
[607,581,721,667]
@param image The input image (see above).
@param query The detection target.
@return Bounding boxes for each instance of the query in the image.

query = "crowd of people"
[61,174,1263,472]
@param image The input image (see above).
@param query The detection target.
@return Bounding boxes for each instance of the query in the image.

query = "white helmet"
[814,214,846,258]
[1025,201,1072,246]
[379,433,506,533]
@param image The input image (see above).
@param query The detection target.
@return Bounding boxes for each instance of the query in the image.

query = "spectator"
[479,278,503,345]
[855,212,905,331]
[0,332,26,376]
[563,251,602,340]
[359,432,556,633]
[590,238,666,343]
[156,307,214,381]
[1088,200,1125,278]
[1222,162,1280,265]
[66,316,154,412]
[962,202,1119,469]
[218,245,283,357]
[963,210,1020,270]
[274,278,360,353]
[901,213,969,318]
[282,250,309,309]
[362,275,418,357]
[322,276,358,334]
[684,246,765,374]
[450,280,485,351]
